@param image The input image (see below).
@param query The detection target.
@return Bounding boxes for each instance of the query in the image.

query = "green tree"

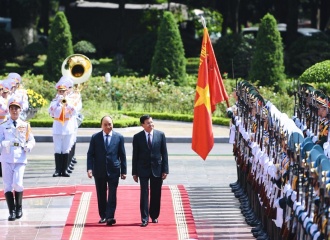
[44,12,73,82]
[248,13,285,90]
[150,11,186,86]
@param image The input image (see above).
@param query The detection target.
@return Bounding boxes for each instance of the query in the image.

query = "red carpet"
[62,185,198,240]
[0,185,76,200]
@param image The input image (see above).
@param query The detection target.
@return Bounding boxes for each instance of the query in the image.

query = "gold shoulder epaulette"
[0,120,8,125]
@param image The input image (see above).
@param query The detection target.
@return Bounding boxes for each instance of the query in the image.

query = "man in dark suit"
[132,115,169,227]
[87,116,127,226]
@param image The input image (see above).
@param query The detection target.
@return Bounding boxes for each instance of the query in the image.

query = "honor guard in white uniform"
[0,80,9,177]
[48,76,77,177]
[0,80,8,116]
[0,96,35,221]
[1,79,11,106]
[7,73,29,120]
[0,80,12,122]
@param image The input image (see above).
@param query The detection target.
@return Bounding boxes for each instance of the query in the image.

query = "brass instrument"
[57,95,67,104]
[61,54,92,87]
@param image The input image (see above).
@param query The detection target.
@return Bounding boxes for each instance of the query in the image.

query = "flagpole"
[200,16,206,28]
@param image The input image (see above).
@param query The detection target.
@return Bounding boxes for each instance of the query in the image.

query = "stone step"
[187,186,255,239]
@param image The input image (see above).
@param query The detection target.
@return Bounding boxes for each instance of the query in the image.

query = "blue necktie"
[13,120,17,127]
[105,135,109,149]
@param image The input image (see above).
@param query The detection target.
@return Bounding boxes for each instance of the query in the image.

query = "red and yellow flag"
[192,28,229,160]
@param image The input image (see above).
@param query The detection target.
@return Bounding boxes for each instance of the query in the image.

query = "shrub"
[73,40,96,56]
[22,72,56,101]
[299,60,330,94]
[248,13,285,90]
[186,58,199,76]
[150,11,186,86]
[44,12,73,82]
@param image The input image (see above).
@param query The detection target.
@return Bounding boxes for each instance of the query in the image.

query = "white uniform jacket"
[14,89,29,111]
[67,91,83,129]
[0,96,8,123]
[0,118,35,164]
[48,97,77,135]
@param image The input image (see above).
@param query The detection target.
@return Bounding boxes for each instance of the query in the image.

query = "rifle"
[282,137,301,240]
[267,119,281,220]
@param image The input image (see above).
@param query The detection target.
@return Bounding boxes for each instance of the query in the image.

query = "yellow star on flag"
[194,84,211,112]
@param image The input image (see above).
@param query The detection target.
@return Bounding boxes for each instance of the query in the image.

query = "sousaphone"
[61,54,92,86]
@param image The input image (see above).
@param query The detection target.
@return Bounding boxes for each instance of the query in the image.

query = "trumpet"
[57,95,67,105]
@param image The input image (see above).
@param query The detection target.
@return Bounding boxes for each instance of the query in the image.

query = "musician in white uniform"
[66,80,83,173]
[0,96,35,221]
[48,76,77,177]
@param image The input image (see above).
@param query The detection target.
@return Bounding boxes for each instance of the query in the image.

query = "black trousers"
[139,174,163,222]
[94,176,119,219]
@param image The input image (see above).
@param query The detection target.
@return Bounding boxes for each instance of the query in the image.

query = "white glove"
[24,146,30,153]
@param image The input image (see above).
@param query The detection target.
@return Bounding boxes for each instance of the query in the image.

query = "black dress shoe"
[98,218,106,223]
[106,218,116,226]
[140,221,148,227]
[256,234,269,240]
[253,230,266,237]
[152,218,158,223]
[61,171,70,177]
[251,225,263,233]
[229,181,239,187]
[231,186,241,191]
[247,220,261,227]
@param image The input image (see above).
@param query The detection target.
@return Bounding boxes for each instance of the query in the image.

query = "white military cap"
[2,79,12,93]
[66,77,74,89]
[55,76,71,90]
[7,72,22,83]
[8,96,23,108]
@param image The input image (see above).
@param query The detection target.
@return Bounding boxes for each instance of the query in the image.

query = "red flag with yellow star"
[192,27,229,160]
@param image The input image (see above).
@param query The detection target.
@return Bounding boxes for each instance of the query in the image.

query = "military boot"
[15,191,23,219]
[5,191,16,221]
[53,153,61,177]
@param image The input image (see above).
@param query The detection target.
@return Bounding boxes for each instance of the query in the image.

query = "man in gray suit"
[132,115,169,227]
[87,116,127,226]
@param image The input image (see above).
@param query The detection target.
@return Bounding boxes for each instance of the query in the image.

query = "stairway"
[187,186,255,240]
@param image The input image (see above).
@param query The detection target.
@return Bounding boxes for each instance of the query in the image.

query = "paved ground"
[32,120,231,143]
[0,121,254,239]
